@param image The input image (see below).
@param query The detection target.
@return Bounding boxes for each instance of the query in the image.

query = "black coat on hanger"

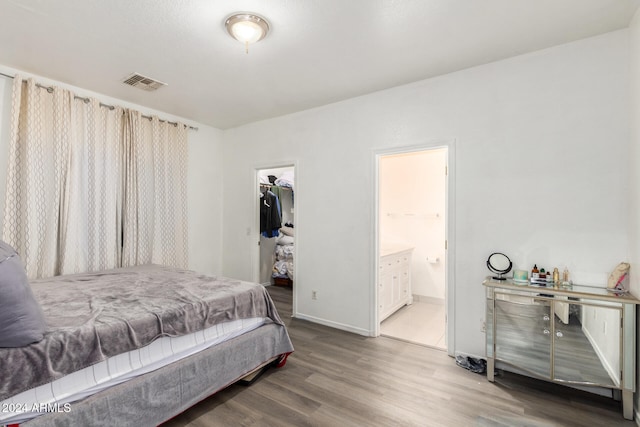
[260,190,281,236]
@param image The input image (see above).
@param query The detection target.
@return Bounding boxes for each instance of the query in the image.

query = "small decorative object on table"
[608,262,630,293]
[486,252,512,281]
[512,269,528,283]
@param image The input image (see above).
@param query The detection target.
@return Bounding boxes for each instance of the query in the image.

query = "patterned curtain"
[3,77,73,278]
[58,98,124,273]
[3,76,188,278]
[122,111,188,268]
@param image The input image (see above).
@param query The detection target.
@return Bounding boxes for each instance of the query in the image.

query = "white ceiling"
[0,0,638,129]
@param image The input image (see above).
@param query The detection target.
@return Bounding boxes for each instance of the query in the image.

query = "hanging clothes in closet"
[269,185,285,220]
[260,188,281,238]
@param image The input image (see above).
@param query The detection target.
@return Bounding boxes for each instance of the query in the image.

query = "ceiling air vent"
[122,73,167,92]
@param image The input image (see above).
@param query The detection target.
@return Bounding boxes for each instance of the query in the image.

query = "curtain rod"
[0,72,198,131]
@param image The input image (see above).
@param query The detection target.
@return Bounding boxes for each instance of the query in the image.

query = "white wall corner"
[627,6,640,418]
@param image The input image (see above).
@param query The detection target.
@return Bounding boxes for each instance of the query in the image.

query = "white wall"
[222,30,630,355]
[187,125,225,275]
[626,7,640,419]
[380,149,446,299]
[630,7,640,307]
[0,65,225,276]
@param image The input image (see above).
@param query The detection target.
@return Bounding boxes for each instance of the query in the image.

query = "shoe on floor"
[455,355,486,374]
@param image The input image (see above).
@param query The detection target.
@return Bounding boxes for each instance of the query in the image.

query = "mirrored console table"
[483,277,639,420]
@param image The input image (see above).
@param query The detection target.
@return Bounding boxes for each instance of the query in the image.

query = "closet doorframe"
[253,162,297,317]
[372,140,455,356]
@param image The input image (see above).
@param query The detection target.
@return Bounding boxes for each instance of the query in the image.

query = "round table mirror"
[487,252,512,281]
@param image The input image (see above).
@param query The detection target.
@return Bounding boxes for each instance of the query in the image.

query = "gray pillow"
[0,240,46,347]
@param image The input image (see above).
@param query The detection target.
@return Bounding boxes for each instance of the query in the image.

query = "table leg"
[623,389,633,420]
[487,357,494,382]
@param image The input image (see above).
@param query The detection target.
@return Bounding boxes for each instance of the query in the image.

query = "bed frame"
[22,323,292,426]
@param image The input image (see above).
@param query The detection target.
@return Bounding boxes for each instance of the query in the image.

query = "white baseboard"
[454,350,484,360]
[293,313,372,337]
[413,295,445,305]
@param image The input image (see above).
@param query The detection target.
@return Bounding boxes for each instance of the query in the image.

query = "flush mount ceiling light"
[225,13,270,54]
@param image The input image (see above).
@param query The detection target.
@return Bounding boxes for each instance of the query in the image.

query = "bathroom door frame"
[372,140,455,356]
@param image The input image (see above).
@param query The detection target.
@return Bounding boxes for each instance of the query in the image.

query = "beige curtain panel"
[121,110,188,268]
[2,76,188,278]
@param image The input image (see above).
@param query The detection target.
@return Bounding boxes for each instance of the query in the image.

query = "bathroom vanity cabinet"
[379,246,413,322]
[483,278,639,420]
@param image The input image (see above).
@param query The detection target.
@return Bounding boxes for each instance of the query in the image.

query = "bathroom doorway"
[376,147,448,350]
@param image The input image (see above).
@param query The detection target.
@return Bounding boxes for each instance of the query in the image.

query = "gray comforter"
[0,265,287,401]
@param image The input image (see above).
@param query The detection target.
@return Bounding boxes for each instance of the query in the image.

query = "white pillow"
[277,235,294,245]
[280,226,294,237]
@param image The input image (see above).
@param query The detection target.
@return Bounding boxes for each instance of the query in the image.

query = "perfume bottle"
[562,267,570,286]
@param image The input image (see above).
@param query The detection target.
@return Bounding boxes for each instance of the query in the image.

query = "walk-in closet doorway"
[255,165,296,315]
[374,144,454,354]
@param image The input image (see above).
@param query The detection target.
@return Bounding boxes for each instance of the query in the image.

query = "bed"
[0,264,294,426]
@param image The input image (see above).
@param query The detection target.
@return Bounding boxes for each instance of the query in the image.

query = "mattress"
[0,317,264,425]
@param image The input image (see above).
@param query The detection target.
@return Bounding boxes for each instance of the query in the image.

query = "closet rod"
[0,71,198,131]
[260,183,292,190]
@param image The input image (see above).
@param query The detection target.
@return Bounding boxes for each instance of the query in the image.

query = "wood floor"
[162,285,635,427]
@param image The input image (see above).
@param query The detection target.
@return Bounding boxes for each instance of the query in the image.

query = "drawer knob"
[543,329,550,335]
[556,331,563,338]
[543,315,550,321]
